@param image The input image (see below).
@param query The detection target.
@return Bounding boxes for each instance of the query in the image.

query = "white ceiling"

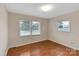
[6,3,79,19]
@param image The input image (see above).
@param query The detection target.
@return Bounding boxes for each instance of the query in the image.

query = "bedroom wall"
[48,11,79,50]
[8,12,48,48]
[0,4,8,55]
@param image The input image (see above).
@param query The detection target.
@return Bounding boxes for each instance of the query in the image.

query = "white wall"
[8,12,48,48]
[49,11,79,50]
[0,4,8,55]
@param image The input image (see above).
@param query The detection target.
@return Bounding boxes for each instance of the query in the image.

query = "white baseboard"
[49,39,79,50]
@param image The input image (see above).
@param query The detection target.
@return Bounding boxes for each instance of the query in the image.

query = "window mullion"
[30,20,32,36]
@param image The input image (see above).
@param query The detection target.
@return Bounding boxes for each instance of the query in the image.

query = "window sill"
[19,34,40,37]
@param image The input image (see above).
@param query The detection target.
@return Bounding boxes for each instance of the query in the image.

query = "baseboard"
[49,39,79,50]
[8,39,79,51]
[8,39,47,49]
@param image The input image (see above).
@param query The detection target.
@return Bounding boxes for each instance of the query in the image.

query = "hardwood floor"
[7,40,79,56]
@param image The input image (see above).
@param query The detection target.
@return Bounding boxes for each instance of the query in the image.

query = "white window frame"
[19,20,41,36]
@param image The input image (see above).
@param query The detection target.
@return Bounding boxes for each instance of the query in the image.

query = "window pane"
[20,20,31,36]
[58,21,70,32]
[32,21,40,35]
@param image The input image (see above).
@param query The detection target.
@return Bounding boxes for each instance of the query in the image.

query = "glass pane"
[32,21,40,35]
[20,20,31,36]
[58,21,70,32]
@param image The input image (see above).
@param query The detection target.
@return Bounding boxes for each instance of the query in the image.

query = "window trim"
[19,20,41,37]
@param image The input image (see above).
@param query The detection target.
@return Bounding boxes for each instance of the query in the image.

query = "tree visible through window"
[20,20,30,36]
[32,21,40,35]
[58,21,70,32]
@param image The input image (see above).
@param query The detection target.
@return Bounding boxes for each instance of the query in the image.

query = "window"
[58,21,70,32]
[32,21,40,35]
[19,20,40,36]
[20,20,30,36]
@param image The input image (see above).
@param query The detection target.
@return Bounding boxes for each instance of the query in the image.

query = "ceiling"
[6,3,79,19]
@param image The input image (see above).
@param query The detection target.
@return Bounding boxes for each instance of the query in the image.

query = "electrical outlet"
[70,42,74,45]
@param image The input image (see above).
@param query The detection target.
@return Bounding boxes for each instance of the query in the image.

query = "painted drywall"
[8,12,48,48]
[49,11,79,50]
[0,4,8,55]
